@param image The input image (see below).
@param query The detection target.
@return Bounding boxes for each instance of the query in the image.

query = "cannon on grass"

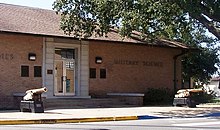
[20,87,47,113]
[173,89,204,108]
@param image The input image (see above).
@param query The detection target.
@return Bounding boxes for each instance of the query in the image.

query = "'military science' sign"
[114,59,163,67]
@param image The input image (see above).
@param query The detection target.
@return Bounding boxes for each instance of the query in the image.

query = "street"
[1,117,220,130]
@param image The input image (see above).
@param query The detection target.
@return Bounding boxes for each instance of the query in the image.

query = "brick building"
[0,3,189,109]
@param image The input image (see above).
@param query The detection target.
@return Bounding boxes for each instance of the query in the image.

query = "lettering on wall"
[114,59,139,65]
[114,59,163,67]
[0,53,14,60]
[142,61,163,67]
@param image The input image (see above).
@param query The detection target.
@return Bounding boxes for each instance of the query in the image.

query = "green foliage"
[182,47,220,84]
[53,0,185,39]
[190,91,216,103]
[53,0,220,83]
[209,98,220,104]
[171,0,220,40]
[180,19,220,84]
[53,0,220,39]
[143,88,174,105]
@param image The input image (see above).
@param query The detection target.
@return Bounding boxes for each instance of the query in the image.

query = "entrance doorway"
[54,48,76,96]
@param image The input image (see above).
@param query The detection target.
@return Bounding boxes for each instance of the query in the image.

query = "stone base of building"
[107,93,145,106]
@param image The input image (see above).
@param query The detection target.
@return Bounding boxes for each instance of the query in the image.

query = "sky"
[0,0,55,10]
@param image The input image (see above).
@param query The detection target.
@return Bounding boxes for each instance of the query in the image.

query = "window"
[21,66,29,77]
[55,49,75,60]
[100,69,106,79]
[61,49,75,59]
[66,61,75,69]
[34,66,42,77]
[90,68,96,78]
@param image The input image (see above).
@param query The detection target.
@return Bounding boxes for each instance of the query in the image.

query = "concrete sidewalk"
[0,105,220,125]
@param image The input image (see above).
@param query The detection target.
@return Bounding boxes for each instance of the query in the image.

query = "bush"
[191,90,216,104]
[143,88,174,105]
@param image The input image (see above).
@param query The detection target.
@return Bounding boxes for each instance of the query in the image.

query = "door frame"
[53,43,81,97]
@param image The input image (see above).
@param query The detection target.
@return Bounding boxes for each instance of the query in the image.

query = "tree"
[53,0,220,40]
[172,0,220,40]
[182,47,219,85]
[181,22,220,84]
[53,0,187,39]
[53,0,220,83]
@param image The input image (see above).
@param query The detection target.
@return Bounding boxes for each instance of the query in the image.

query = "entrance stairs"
[43,98,136,109]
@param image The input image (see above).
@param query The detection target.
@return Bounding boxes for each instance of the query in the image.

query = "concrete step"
[43,98,135,109]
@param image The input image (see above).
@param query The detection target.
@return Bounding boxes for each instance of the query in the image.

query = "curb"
[2,112,220,125]
[0,115,167,125]
[0,116,137,125]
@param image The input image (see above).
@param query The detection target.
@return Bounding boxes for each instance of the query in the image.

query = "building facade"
[89,41,182,97]
[0,33,43,108]
[0,3,188,109]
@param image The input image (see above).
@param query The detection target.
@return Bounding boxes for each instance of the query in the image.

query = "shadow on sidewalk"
[155,106,220,118]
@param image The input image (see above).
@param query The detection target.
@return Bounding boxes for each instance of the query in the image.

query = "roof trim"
[0,30,190,50]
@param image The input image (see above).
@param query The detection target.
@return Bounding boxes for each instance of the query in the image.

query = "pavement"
[1,104,220,125]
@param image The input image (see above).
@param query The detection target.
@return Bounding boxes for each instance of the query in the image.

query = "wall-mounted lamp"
[95,56,102,64]
[28,53,36,61]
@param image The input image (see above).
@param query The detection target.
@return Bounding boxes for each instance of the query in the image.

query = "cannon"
[173,89,204,108]
[20,87,47,113]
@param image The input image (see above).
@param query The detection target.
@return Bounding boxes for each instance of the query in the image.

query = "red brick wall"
[0,33,43,108]
[89,41,182,97]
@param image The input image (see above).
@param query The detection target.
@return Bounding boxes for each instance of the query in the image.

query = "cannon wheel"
[187,99,196,108]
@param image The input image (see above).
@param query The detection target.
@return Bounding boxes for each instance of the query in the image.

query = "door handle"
[62,76,67,81]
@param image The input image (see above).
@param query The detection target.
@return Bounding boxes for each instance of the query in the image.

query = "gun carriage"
[20,87,47,113]
[173,89,204,108]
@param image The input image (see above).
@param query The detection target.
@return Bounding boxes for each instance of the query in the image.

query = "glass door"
[54,49,76,96]
[64,60,75,94]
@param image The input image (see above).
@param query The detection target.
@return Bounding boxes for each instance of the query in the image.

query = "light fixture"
[95,56,102,64]
[28,53,36,61]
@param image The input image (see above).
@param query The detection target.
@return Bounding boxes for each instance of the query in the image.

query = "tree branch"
[192,14,220,40]
[199,2,220,23]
